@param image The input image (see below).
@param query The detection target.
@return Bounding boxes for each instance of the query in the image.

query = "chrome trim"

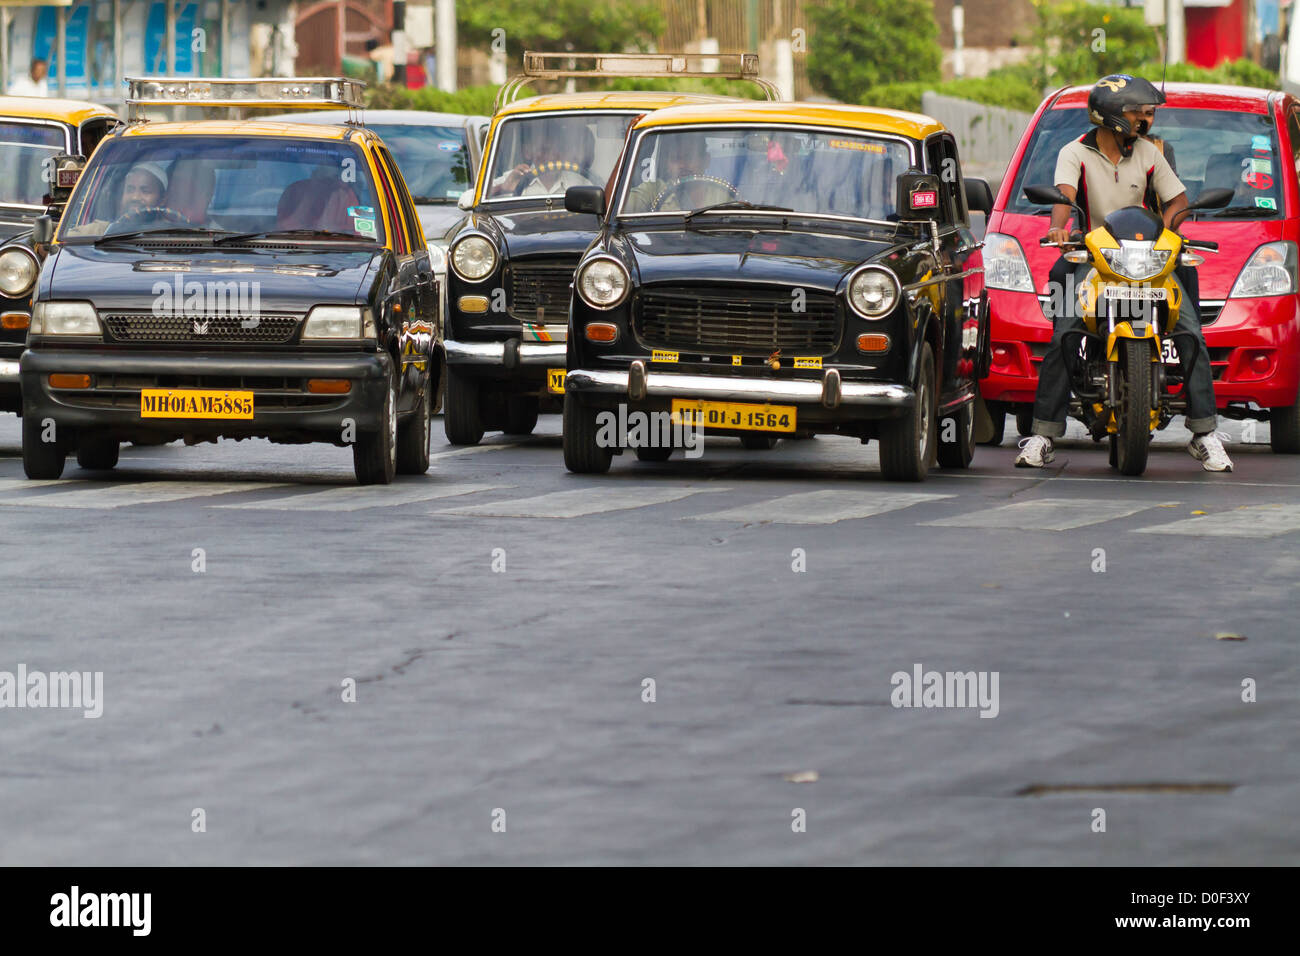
[0,359,19,382]
[566,368,913,406]
[445,339,567,365]
[628,360,647,401]
[575,254,630,310]
[822,368,841,408]
[846,263,901,318]
[902,267,983,293]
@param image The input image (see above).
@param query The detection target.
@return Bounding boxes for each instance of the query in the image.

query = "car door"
[925,132,983,399]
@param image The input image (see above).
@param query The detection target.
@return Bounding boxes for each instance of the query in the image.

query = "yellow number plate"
[140,388,254,419]
[547,368,566,394]
[671,399,796,432]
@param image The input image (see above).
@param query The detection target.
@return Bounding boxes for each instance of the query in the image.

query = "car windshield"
[484,111,636,199]
[0,122,66,207]
[618,127,910,220]
[1009,106,1283,218]
[60,135,386,241]
[369,123,470,202]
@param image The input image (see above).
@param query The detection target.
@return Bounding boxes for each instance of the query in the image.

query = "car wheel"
[562,393,612,474]
[443,364,484,446]
[879,343,936,482]
[1269,383,1300,453]
[1015,407,1033,437]
[936,398,975,468]
[739,434,778,450]
[396,380,432,475]
[503,395,539,436]
[76,434,120,471]
[22,414,65,480]
[354,371,397,485]
[978,399,1007,446]
[635,445,673,462]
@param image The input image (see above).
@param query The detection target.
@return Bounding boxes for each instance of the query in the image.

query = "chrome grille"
[101,313,300,344]
[636,285,839,355]
[509,260,576,319]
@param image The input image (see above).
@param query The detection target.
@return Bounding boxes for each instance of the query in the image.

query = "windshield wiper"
[1210,206,1278,219]
[93,227,230,245]
[214,229,369,245]
[683,200,793,222]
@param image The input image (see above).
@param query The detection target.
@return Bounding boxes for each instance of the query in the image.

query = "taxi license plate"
[671,399,796,432]
[140,388,254,419]
[547,368,566,394]
[1102,286,1166,300]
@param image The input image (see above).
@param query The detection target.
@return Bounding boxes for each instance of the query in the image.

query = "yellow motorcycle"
[1026,184,1232,475]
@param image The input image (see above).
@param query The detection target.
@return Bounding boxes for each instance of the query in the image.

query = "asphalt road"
[0,412,1296,865]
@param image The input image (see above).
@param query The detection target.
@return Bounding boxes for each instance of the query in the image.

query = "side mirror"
[964,177,993,216]
[32,215,55,245]
[896,171,943,221]
[565,186,606,216]
[457,189,475,211]
[1189,187,1233,211]
[1023,184,1071,207]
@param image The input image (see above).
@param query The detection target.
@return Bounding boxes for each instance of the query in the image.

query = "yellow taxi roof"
[497,91,741,118]
[636,101,947,140]
[0,95,117,125]
[119,119,356,140]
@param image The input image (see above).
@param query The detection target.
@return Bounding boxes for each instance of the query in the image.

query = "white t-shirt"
[1054,130,1184,230]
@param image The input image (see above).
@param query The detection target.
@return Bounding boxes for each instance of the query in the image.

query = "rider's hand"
[1047,227,1073,245]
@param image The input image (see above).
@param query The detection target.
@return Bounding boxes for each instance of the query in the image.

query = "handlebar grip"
[1185,239,1218,251]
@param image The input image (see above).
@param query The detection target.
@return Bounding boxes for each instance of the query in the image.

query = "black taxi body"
[561,101,993,480]
[19,78,439,484]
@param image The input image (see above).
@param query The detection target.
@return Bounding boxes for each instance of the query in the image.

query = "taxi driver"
[119,162,167,217]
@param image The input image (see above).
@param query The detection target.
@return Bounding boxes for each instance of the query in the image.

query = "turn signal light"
[307,379,352,394]
[856,333,890,352]
[1,312,29,330]
[585,322,618,343]
[458,295,489,313]
[48,373,90,389]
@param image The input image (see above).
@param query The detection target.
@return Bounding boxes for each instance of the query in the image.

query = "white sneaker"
[1188,431,1234,472]
[1015,435,1055,468]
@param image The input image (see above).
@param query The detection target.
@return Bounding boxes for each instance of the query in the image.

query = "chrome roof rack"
[125,77,367,124]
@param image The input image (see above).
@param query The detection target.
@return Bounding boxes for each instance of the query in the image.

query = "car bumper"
[980,289,1051,406]
[445,338,567,368]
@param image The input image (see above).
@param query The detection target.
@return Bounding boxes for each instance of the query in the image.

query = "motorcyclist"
[1016,74,1233,472]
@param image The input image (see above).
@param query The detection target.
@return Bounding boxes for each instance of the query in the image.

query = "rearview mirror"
[32,215,55,245]
[457,189,475,211]
[964,177,993,215]
[565,186,606,217]
[1023,184,1071,207]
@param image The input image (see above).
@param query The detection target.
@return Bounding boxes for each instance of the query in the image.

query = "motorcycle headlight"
[848,265,900,318]
[0,247,38,297]
[29,301,100,336]
[576,257,629,310]
[1101,240,1169,281]
[982,231,1034,292]
[1229,240,1298,298]
[450,235,497,281]
[302,306,376,340]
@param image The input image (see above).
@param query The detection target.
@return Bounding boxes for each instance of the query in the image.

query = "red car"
[981,82,1300,452]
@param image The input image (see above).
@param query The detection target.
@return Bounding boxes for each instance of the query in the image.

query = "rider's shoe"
[1015,435,1055,468]
[1188,431,1234,472]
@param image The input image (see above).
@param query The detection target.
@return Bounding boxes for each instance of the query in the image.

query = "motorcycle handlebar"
[1039,233,1084,247]
[1184,239,1218,252]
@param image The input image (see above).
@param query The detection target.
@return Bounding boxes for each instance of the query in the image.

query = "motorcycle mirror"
[1188,187,1233,211]
[1023,184,1071,207]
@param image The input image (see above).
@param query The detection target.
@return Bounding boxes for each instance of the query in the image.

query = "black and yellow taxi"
[561,101,993,480]
[19,78,439,484]
[0,96,119,414]
[441,52,773,445]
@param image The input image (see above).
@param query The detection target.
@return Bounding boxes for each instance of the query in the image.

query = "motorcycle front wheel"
[1115,339,1154,476]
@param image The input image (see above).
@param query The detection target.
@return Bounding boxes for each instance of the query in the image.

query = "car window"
[0,122,67,206]
[484,112,638,199]
[1011,106,1283,219]
[1287,109,1300,191]
[367,123,470,202]
[59,135,386,241]
[618,127,910,221]
[369,148,408,254]
[925,134,964,223]
[377,144,425,251]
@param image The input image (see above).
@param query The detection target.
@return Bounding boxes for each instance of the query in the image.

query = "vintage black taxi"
[0,96,119,414]
[19,77,439,484]
[561,101,993,480]
[441,52,774,445]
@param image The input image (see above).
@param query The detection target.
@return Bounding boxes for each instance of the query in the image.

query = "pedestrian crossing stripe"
[215,482,508,512]
[919,498,1179,532]
[685,490,954,525]
[433,486,729,518]
[0,480,291,509]
[1133,503,1300,537]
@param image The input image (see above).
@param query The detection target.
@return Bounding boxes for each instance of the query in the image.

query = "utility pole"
[435,0,456,92]
[953,0,965,79]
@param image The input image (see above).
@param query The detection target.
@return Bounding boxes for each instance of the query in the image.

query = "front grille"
[101,313,300,344]
[637,285,839,355]
[1200,301,1223,326]
[509,260,576,319]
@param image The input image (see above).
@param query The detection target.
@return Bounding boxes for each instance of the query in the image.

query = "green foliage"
[600,76,767,99]
[806,0,941,101]
[1022,0,1160,88]
[869,69,1051,115]
[364,84,505,115]
[456,1,664,61]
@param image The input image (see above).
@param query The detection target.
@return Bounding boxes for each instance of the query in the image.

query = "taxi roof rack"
[125,76,366,124]
[494,51,780,111]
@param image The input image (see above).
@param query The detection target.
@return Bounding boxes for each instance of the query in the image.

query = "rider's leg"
[1171,273,1217,434]
[1030,260,1089,438]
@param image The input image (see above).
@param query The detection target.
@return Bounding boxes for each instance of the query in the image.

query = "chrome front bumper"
[565,364,913,409]
[0,359,19,383]
[445,339,567,366]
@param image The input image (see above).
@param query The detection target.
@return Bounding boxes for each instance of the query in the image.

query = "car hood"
[45,243,379,312]
[621,226,896,293]
[482,205,603,259]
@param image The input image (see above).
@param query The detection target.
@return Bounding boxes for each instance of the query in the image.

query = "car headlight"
[575,257,629,310]
[848,265,900,318]
[450,235,497,281]
[982,231,1033,292]
[1101,241,1169,281]
[29,301,99,336]
[0,247,38,297]
[302,306,376,340]
[428,244,448,274]
[1229,240,1297,298]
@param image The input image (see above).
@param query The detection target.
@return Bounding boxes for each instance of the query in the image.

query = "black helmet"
[1088,75,1166,140]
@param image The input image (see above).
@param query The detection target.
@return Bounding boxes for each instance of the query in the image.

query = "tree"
[458,1,665,62]
[806,0,941,103]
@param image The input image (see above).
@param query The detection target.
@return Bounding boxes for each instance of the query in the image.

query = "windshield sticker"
[1255,196,1277,209]
[1250,157,1272,174]
[347,205,375,217]
[437,142,461,152]
[827,139,887,153]
[1246,172,1273,190]
[353,216,377,237]
[1252,135,1272,152]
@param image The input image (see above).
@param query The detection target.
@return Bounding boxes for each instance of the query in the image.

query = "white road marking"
[684,490,954,525]
[920,498,1177,531]
[434,485,729,518]
[215,482,508,511]
[1133,503,1300,537]
[428,443,518,461]
[0,479,88,492]
[0,481,290,509]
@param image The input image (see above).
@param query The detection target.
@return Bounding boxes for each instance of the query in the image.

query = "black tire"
[503,395,539,436]
[562,393,612,474]
[443,364,484,446]
[1269,383,1300,453]
[978,399,1007,446]
[1108,434,1118,468]
[76,435,120,471]
[937,399,975,468]
[22,415,65,480]
[396,381,432,475]
[635,445,673,462]
[879,343,936,481]
[354,371,397,485]
[1015,407,1033,437]
[739,434,777,450]
[1115,339,1153,476]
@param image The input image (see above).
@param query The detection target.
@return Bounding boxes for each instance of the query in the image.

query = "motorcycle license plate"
[1102,286,1166,300]
[1161,339,1180,365]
